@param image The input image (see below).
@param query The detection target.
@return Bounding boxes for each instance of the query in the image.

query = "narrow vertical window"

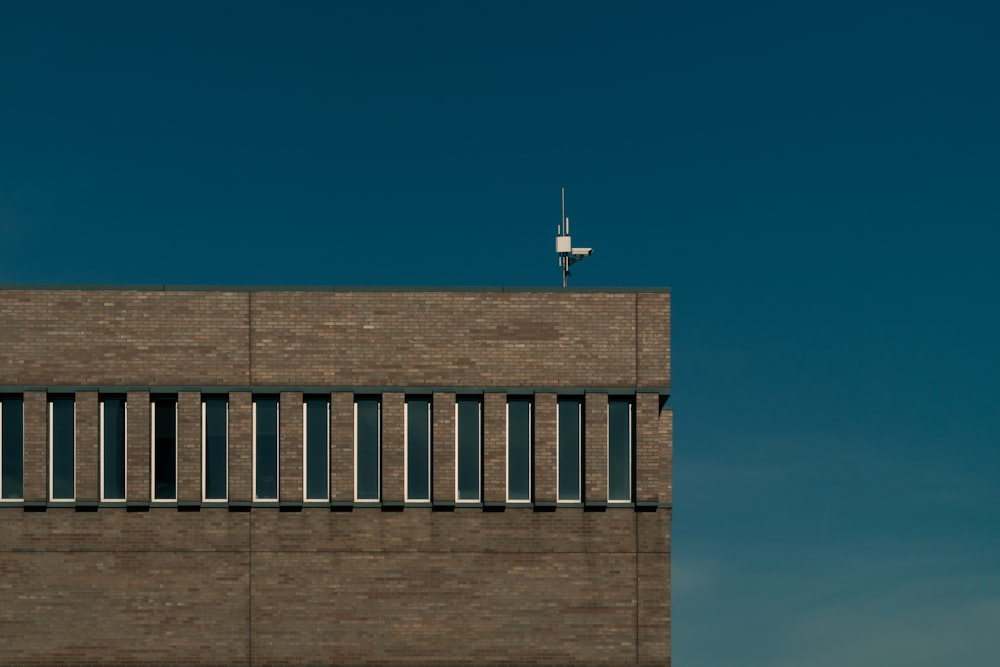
[506,397,532,502]
[152,397,177,501]
[355,397,380,501]
[557,397,582,502]
[253,397,279,500]
[303,397,329,501]
[608,397,633,502]
[50,396,75,500]
[100,396,127,501]
[1,397,24,500]
[456,396,481,502]
[405,397,431,502]
[203,396,228,501]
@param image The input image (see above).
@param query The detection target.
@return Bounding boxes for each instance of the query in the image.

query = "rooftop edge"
[0,284,670,293]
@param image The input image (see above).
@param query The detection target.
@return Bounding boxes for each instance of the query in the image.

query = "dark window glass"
[608,398,633,501]
[305,398,329,500]
[406,398,430,501]
[457,397,481,501]
[355,398,380,500]
[507,397,532,501]
[51,398,75,499]
[1,398,24,499]
[204,398,227,500]
[102,397,126,500]
[558,397,582,501]
[255,397,278,499]
[153,399,177,500]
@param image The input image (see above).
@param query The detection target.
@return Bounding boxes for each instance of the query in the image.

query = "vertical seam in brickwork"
[248,514,253,666]
[634,293,639,387]
[248,291,253,387]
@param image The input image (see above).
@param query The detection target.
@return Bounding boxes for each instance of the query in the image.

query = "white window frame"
[201,399,229,502]
[49,398,76,501]
[607,399,633,503]
[404,399,431,503]
[353,399,381,502]
[556,398,582,503]
[252,398,280,501]
[302,398,331,503]
[150,398,178,502]
[454,398,482,503]
[505,398,532,504]
[99,398,128,502]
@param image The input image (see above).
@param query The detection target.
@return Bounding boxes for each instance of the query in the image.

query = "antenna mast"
[555,187,594,287]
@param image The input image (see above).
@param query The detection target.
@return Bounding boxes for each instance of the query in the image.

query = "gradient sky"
[2,2,998,664]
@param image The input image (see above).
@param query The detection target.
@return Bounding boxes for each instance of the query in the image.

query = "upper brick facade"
[0,287,670,389]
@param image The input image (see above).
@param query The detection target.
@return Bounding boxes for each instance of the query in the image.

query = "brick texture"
[125,391,150,502]
[330,391,354,503]
[636,392,664,504]
[0,290,668,389]
[229,392,252,502]
[483,392,506,503]
[76,391,98,501]
[534,393,557,503]
[176,391,201,502]
[432,392,455,504]
[22,391,46,503]
[585,392,609,502]
[279,391,304,502]
[0,290,250,386]
[662,406,673,505]
[637,292,670,389]
[381,392,404,502]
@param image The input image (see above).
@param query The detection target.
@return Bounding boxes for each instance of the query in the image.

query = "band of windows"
[0,392,641,505]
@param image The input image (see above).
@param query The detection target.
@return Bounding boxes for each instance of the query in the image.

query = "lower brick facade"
[0,509,670,666]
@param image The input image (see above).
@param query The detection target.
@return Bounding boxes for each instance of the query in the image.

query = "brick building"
[0,286,672,666]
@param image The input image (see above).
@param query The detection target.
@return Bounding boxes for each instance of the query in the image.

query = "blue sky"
[2,1,998,663]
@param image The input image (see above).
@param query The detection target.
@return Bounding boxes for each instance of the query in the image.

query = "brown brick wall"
[662,406,673,506]
[0,289,668,389]
[636,392,664,504]
[76,391,98,501]
[330,391,354,503]
[22,391,46,503]
[483,392,506,503]
[248,291,642,387]
[0,509,668,666]
[637,292,670,389]
[279,391,304,502]
[126,390,150,502]
[534,393,557,503]
[382,392,405,502]
[230,392,252,502]
[0,290,250,386]
[176,391,201,502]
[432,392,455,504]
[585,392,609,502]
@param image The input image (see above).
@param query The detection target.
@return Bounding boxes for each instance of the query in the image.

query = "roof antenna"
[555,187,594,287]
